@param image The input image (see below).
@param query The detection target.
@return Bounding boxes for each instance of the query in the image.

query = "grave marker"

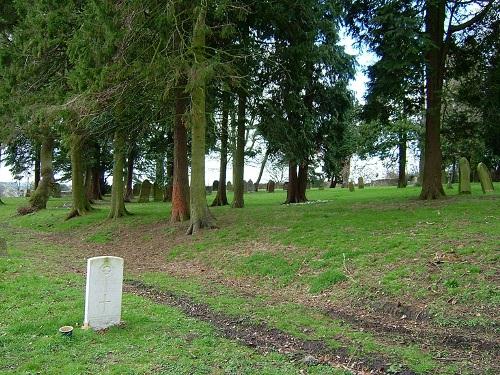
[458,157,471,194]
[84,256,124,330]
[138,180,152,202]
[477,163,494,193]
[153,182,163,201]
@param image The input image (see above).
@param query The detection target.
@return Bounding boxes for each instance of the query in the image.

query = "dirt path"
[126,280,416,375]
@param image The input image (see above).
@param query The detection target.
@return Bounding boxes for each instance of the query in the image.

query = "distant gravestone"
[153,182,163,201]
[51,183,62,198]
[226,181,233,191]
[267,180,275,193]
[246,179,254,193]
[348,181,355,192]
[212,180,219,191]
[138,180,152,202]
[132,183,141,196]
[0,237,7,257]
[84,256,124,331]
[458,157,471,194]
[358,177,364,189]
[477,163,494,193]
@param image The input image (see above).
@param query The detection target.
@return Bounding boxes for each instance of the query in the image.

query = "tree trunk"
[231,90,246,208]
[87,144,103,200]
[34,144,41,190]
[186,5,216,234]
[211,92,229,206]
[330,176,337,188]
[89,167,102,200]
[398,131,407,188]
[108,131,128,219]
[171,77,190,222]
[341,157,351,188]
[297,162,308,201]
[164,130,174,202]
[284,161,308,204]
[420,0,446,199]
[285,161,298,203]
[124,145,135,202]
[254,149,269,192]
[451,159,457,183]
[164,159,174,202]
[84,166,94,204]
[67,133,92,219]
[29,137,54,210]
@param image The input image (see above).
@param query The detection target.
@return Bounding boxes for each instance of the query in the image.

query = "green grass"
[1,183,498,374]
[237,252,301,284]
[0,248,346,374]
[309,268,348,293]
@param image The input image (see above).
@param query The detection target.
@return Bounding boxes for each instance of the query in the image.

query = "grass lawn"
[0,184,498,374]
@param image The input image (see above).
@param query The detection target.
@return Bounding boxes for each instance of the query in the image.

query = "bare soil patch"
[126,279,416,375]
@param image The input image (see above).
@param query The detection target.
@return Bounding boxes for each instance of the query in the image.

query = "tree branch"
[448,0,495,34]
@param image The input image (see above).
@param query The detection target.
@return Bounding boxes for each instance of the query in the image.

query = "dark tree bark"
[108,131,129,219]
[124,145,135,202]
[211,92,229,206]
[87,144,103,200]
[164,159,174,202]
[67,133,92,219]
[420,0,446,199]
[297,163,308,201]
[398,131,407,188]
[231,90,246,208]
[89,167,103,200]
[451,159,457,183]
[254,149,269,192]
[99,166,107,196]
[84,166,94,204]
[164,130,174,202]
[171,77,190,222]
[34,144,41,190]
[330,176,337,188]
[285,161,308,204]
[341,157,351,188]
[29,137,54,210]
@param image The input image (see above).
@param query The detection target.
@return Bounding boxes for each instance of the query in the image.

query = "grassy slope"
[0,184,498,374]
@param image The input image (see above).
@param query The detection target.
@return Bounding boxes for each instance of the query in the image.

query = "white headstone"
[84,256,124,330]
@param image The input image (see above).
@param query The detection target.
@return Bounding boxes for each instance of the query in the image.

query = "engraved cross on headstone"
[84,256,124,330]
[99,294,112,312]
